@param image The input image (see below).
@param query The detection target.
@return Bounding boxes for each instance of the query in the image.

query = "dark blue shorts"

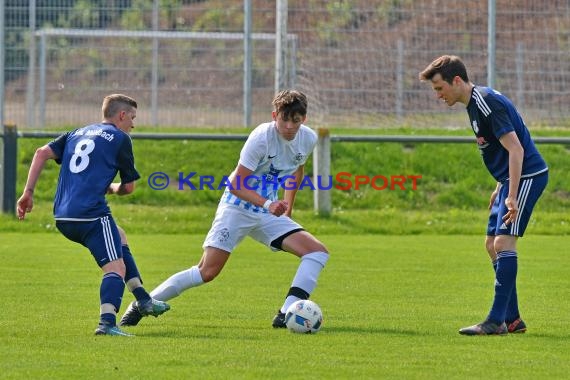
[487,171,548,237]
[56,215,123,267]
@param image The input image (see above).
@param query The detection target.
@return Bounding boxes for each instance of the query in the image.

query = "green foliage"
[376,0,414,27]
[312,0,356,46]
[191,2,243,31]
[1,233,570,379]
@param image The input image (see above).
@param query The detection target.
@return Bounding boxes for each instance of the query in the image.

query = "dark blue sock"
[122,245,142,282]
[122,245,150,302]
[487,251,517,324]
[505,282,520,323]
[492,260,519,322]
[99,272,125,326]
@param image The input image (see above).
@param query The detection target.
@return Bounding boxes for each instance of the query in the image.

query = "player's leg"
[485,234,525,332]
[56,217,132,336]
[116,226,170,326]
[150,205,251,301]
[460,173,547,335]
[504,173,547,333]
[489,233,524,333]
[484,189,525,333]
[149,246,230,301]
[117,226,150,301]
[276,231,329,323]
[459,186,517,335]
[487,235,518,325]
[120,205,252,326]
[252,216,329,328]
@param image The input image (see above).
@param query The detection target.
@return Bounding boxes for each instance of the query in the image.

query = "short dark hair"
[419,55,469,84]
[272,90,308,122]
[102,94,138,119]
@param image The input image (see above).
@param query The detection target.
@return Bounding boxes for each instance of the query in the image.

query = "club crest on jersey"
[294,153,305,164]
[263,163,282,183]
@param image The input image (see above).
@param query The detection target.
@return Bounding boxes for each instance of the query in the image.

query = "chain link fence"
[4,0,570,129]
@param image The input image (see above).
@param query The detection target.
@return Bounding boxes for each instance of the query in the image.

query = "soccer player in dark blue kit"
[419,55,548,335]
[17,94,170,336]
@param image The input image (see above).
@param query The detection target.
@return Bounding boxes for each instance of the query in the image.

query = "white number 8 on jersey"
[69,139,95,173]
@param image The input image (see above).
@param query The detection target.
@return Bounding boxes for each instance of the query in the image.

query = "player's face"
[430,73,461,107]
[117,109,136,134]
[273,111,305,141]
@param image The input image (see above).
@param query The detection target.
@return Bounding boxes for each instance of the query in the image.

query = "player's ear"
[272,111,278,121]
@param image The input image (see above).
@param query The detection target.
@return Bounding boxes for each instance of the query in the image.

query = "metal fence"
[3,0,570,129]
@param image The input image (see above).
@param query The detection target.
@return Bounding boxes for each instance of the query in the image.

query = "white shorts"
[203,203,304,253]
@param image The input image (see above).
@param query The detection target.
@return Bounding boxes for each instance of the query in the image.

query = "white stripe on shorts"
[100,216,118,261]
[512,178,532,235]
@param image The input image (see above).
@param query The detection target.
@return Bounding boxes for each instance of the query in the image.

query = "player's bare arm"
[283,165,304,217]
[229,163,288,216]
[499,131,524,225]
[488,182,501,210]
[107,181,135,196]
[17,145,57,220]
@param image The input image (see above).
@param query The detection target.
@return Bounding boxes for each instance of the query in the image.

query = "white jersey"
[221,121,317,213]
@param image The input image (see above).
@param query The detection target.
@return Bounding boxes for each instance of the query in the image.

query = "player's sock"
[505,283,520,323]
[150,265,204,301]
[122,245,151,302]
[493,248,521,323]
[280,252,329,313]
[126,277,150,302]
[487,251,517,324]
[99,272,125,326]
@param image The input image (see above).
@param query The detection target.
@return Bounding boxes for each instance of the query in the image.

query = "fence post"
[313,127,331,216]
[1,123,17,214]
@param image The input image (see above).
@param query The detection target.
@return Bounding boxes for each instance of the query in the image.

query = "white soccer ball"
[285,300,323,334]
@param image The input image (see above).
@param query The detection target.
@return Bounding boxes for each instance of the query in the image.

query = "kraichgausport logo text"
[147,171,421,191]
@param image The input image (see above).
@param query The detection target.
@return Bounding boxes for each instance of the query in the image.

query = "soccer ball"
[285,300,323,334]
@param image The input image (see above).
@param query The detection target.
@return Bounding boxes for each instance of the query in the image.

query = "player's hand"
[502,196,518,225]
[16,193,34,220]
[267,200,289,217]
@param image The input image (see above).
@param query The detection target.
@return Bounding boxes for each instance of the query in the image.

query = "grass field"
[4,127,568,378]
[1,233,569,379]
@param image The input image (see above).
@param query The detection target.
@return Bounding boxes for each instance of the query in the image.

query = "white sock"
[150,266,204,301]
[281,252,329,313]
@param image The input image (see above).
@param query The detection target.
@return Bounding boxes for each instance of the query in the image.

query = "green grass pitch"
[1,233,569,379]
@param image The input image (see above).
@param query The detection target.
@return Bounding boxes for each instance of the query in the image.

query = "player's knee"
[103,259,126,278]
[493,237,516,253]
[304,237,327,255]
[315,242,328,254]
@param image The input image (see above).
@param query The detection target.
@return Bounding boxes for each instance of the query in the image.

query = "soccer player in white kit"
[120,89,329,328]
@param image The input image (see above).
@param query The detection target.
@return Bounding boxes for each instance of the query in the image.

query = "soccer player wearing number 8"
[419,56,548,335]
[16,94,170,336]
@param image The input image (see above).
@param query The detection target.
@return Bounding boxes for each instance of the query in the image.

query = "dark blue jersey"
[466,86,548,182]
[48,123,140,220]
